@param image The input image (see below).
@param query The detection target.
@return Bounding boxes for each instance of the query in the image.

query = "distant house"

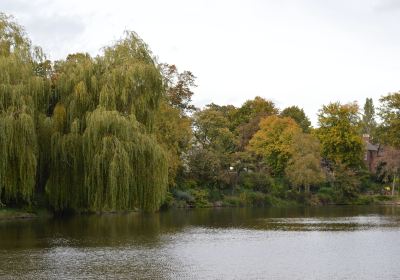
[363,134,380,172]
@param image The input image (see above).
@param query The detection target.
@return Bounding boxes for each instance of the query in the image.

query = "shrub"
[354,195,375,205]
[375,195,392,201]
[160,192,175,209]
[316,187,335,204]
[189,189,211,208]
[222,196,245,207]
[239,172,273,193]
[208,188,223,202]
[240,191,266,207]
[178,179,198,191]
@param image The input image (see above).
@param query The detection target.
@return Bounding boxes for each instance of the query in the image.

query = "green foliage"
[154,101,192,187]
[361,98,376,136]
[188,147,224,187]
[234,97,278,149]
[193,106,237,152]
[0,14,169,212]
[353,195,375,205]
[316,187,335,204]
[237,172,289,198]
[222,195,246,207]
[233,96,278,127]
[280,106,311,132]
[378,92,400,147]
[374,195,394,202]
[331,163,361,202]
[240,191,267,207]
[100,32,163,131]
[239,172,273,193]
[46,125,84,210]
[0,13,31,59]
[222,190,296,207]
[316,102,364,168]
[188,105,238,189]
[248,116,302,175]
[285,133,325,192]
[189,189,211,207]
[160,191,176,209]
[0,112,38,203]
[3,12,400,212]
[177,179,198,191]
[0,14,50,205]
[48,32,168,212]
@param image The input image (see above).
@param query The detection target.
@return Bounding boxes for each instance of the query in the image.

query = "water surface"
[1,206,400,279]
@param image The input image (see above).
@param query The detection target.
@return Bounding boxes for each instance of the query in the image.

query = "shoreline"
[0,209,38,220]
[1,198,399,221]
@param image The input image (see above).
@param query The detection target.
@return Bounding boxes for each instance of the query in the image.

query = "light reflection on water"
[0,206,400,279]
[260,215,400,231]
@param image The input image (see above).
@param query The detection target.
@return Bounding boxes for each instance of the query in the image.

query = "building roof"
[366,142,378,151]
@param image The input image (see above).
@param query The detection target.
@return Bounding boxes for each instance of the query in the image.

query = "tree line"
[0,14,399,212]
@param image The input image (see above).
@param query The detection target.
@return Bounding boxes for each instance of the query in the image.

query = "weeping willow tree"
[46,117,85,210]
[0,14,50,205]
[83,108,167,211]
[99,31,163,131]
[45,31,168,212]
[0,13,168,211]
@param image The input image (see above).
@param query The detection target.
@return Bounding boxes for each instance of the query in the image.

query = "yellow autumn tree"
[247,116,302,176]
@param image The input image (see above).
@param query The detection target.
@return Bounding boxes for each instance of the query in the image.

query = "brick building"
[363,134,380,172]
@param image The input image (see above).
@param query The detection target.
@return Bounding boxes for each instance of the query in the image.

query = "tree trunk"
[392,174,397,196]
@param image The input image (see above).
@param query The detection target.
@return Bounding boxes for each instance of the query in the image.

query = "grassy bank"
[162,188,400,209]
[0,207,53,220]
[0,208,37,220]
[1,193,398,220]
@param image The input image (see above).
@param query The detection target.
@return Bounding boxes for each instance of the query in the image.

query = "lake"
[1,206,400,279]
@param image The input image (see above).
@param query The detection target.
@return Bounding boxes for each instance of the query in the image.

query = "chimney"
[362,134,370,143]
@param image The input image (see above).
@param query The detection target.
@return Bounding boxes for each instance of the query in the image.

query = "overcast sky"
[3,0,400,125]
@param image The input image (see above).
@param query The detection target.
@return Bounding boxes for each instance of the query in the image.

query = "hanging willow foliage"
[53,53,98,132]
[83,108,167,212]
[1,14,168,211]
[99,31,163,131]
[45,32,168,212]
[0,14,50,205]
[46,119,85,211]
[36,114,53,191]
[0,111,38,203]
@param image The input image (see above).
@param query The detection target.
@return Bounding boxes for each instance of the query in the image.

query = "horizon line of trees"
[1,13,400,211]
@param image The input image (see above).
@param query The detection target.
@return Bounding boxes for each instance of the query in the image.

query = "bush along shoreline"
[1,191,398,220]
[161,188,400,210]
